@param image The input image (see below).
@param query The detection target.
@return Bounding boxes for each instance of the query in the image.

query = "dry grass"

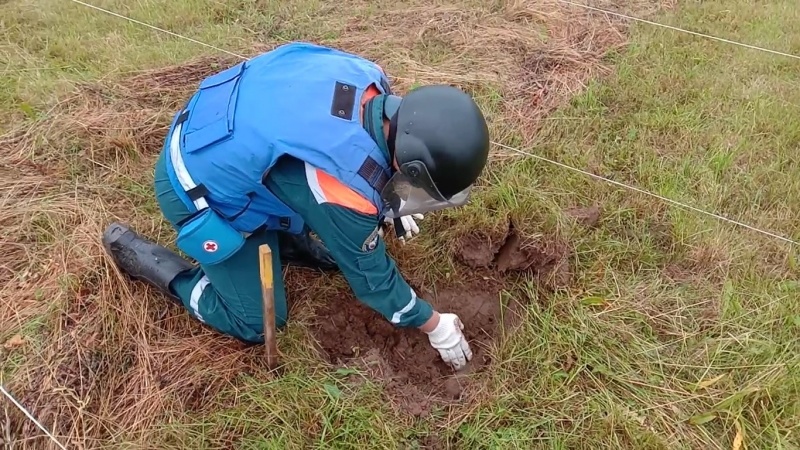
[331,0,643,146]
[0,53,263,446]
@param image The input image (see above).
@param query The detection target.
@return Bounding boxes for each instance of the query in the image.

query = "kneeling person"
[102,42,490,370]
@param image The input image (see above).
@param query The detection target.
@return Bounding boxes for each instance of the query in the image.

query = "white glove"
[425,313,473,370]
[378,213,424,242]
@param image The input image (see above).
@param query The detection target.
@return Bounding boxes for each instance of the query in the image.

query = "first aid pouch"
[176,208,245,265]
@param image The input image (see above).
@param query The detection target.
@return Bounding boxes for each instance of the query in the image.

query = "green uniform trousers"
[154,149,287,342]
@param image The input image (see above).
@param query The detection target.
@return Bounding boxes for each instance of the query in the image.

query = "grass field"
[2,0,800,449]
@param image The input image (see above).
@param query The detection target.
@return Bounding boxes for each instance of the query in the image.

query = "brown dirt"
[454,229,507,268]
[311,283,508,417]
[455,221,573,289]
[565,205,602,228]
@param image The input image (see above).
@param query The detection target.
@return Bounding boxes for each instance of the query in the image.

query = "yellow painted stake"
[259,244,279,370]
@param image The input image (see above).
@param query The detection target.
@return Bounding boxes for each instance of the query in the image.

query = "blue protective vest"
[163,42,394,235]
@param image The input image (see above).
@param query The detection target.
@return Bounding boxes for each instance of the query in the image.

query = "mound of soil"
[308,219,580,416]
[454,230,507,268]
[311,283,506,417]
[565,205,601,228]
[455,220,575,289]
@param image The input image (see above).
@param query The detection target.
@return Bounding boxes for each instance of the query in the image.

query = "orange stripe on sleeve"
[315,168,378,215]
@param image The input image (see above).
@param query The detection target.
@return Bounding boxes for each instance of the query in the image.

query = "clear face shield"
[380,161,472,219]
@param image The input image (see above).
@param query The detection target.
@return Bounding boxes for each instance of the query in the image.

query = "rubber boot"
[102,222,194,303]
[278,226,338,272]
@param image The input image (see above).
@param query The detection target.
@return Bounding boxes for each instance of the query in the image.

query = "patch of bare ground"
[456,219,574,291]
[0,0,667,446]
[565,204,602,228]
[309,279,512,417]
[307,215,579,418]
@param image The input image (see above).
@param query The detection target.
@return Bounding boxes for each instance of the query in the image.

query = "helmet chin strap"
[388,112,399,166]
[363,94,392,161]
[365,95,407,235]
[384,94,402,166]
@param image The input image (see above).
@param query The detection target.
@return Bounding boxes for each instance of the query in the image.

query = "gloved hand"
[378,213,424,243]
[424,313,473,370]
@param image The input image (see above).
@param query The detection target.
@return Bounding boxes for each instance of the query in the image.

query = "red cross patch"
[203,240,218,253]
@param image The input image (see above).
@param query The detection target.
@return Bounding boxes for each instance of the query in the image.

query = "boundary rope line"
[69,0,247,59]
[556,0,800,62]
[1,385,68,449]
[492,142,799,246]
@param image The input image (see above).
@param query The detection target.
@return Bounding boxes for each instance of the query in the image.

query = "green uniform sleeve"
[263,156,434,328]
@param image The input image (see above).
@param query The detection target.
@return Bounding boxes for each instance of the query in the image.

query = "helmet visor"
[380,161,472,219]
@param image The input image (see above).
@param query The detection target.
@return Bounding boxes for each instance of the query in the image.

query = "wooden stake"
[258,244,279,370]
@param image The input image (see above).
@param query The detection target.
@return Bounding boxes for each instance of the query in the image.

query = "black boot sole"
[102,221,194,301]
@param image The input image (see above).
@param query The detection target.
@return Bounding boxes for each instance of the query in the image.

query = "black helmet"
[381,84,490,218]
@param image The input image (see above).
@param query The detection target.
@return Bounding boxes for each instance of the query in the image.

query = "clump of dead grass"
[330,0,667,148]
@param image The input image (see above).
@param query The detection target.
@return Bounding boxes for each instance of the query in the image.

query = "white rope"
[67,0,248,60]
[1,385,68,449]
[557,0,800,61]
[61,0,800,247]
[67,0,800,64]
[492,142,800,246]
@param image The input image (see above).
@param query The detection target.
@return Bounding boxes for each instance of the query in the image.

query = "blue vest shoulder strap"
[164,42,394,234]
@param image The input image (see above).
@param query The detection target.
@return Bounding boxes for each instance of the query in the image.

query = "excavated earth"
[308,220,577,416]
[311,283,504,416]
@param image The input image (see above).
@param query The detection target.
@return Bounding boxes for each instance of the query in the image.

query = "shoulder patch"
[331,81,356,121]
[361,226,380,252]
